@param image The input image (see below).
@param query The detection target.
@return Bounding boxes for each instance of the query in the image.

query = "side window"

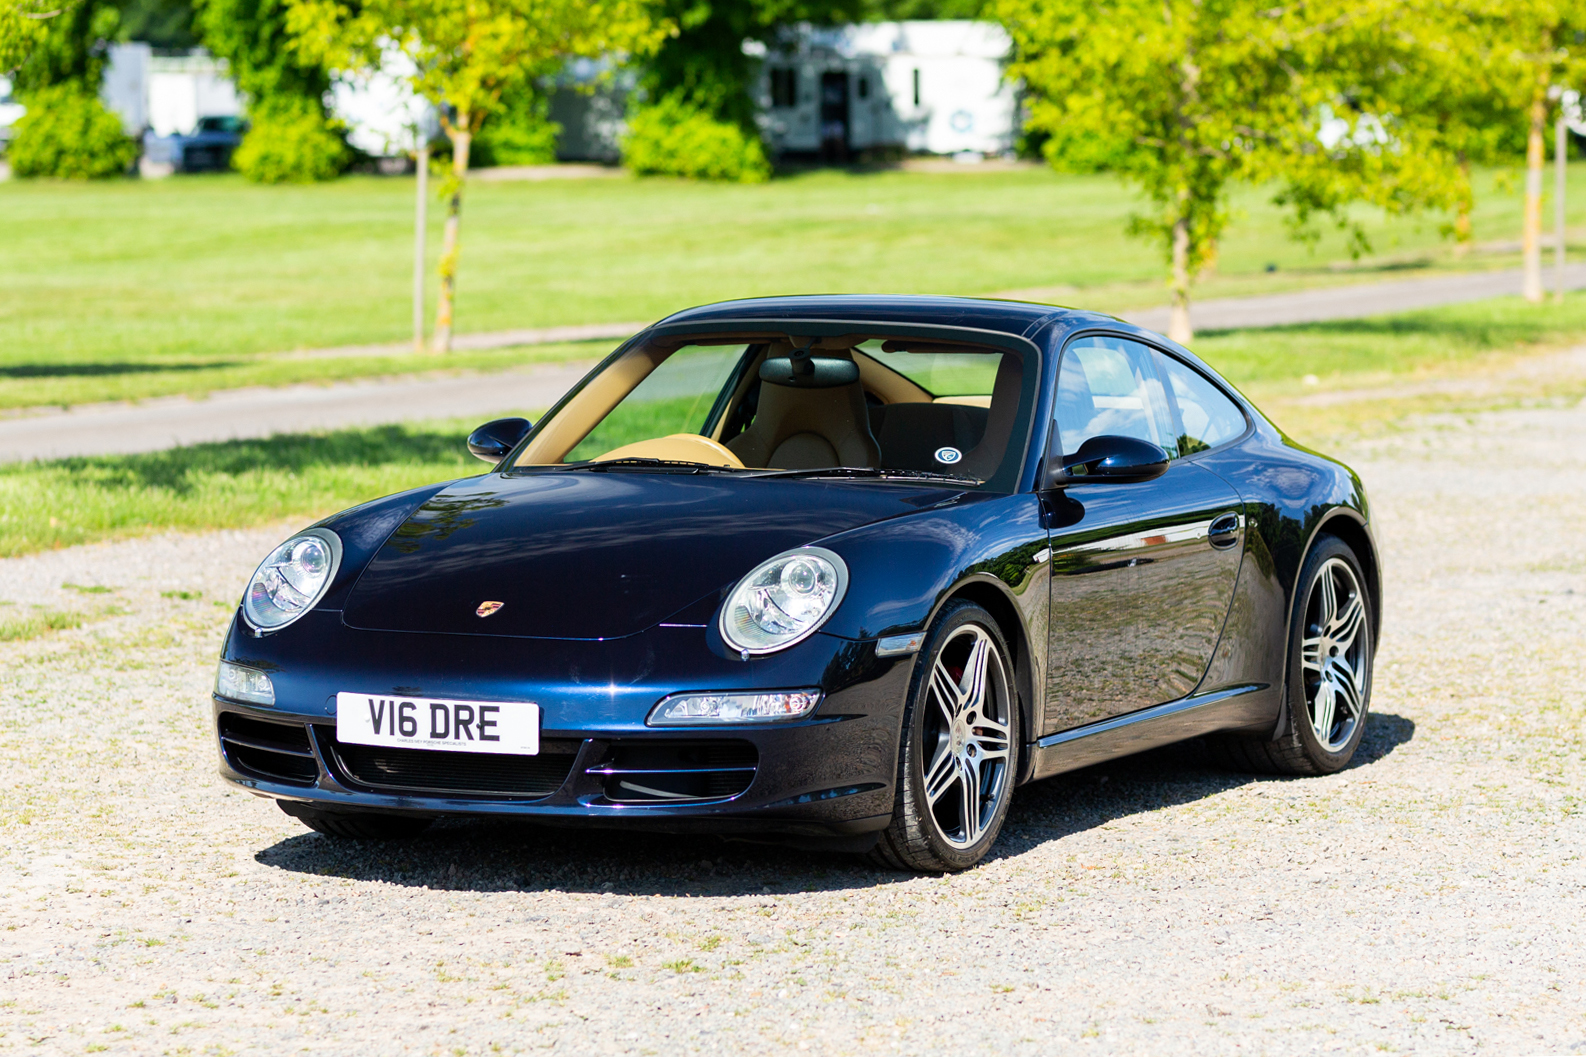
[1155,352,1247,456]
[1054,337,1177,459]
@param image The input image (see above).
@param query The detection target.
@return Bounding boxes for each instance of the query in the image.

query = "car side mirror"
[467,417,532,463]
[1043,435,1170,488]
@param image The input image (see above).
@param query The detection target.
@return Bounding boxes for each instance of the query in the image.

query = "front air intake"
[323,732,582,799]
[218,712,319,786]
[587,740,758,803]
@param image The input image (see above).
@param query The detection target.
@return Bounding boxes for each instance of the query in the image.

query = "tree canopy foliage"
[9,0,117,90]
[285,0,671,349]
[196,0,328,110]
[1,0,66,75]
[996,0,1468,341]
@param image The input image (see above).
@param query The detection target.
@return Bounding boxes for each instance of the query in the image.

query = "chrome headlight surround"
[718,546,849,656]
[240,528,343,633]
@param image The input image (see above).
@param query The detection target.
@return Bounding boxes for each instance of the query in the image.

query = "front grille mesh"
[327,734,582,798]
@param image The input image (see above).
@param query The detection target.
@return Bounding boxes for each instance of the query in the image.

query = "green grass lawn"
[0,420,485,557]
[4,163,1586,561]
[5,292,1586,559]
[4,163,1584,410]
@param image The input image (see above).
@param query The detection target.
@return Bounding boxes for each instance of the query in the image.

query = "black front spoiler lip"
[214,698,893,839]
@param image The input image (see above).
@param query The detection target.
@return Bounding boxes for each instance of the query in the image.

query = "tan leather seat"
[959,353,1024,480]
[726,361,882,470]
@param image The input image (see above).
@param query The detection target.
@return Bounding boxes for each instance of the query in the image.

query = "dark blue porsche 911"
[214,295,1378,871]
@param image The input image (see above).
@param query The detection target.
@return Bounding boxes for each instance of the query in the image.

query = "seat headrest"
[759,354,860,389]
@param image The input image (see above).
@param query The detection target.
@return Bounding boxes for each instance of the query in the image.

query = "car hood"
[340,470,964,640]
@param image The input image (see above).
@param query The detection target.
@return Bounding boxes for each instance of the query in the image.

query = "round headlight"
[720,546,849,655]
[241,528,343,631]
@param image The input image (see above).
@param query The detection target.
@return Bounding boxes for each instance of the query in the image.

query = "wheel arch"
[928,575,1040,785]
[1305,509,1381,636]
[1271,508,1380,741]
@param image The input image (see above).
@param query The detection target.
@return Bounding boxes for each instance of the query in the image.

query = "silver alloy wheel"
[1300,557,1371,752]
[921,624,1013,848]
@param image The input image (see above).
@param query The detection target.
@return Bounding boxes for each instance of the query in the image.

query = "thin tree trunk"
[433,120,471,353]
[1452,154,1472,257]
[1523,91,1546,304]
[1557,111,1568,302]
[1168,205,1193,345]
[414,144,429,352]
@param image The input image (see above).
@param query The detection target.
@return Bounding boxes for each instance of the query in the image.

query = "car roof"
[652,295,1245,398]
[655,294,1123,339]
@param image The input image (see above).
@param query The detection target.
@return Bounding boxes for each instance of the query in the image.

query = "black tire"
[871,601,1021,872]
[1210,535,1374,776]
[277,800,434,840]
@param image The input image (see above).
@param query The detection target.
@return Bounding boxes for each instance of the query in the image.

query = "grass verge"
[0,341,604,412]
[4,164,1584,410]
[2,294,1584,559]
[0,421,482,557]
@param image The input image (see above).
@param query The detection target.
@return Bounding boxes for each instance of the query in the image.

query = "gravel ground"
[2,397,1584,1055]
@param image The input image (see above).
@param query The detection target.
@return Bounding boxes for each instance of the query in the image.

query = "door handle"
[1208,512,1242,549]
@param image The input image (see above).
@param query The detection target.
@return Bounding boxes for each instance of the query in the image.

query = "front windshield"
[566,345,746,462]
[512,330,1034,492]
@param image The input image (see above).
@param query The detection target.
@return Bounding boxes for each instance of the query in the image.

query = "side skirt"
[1023,683,1272,783]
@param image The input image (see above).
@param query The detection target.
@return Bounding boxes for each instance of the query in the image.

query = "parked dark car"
[143,115,247,173]
[213,296,1379,871]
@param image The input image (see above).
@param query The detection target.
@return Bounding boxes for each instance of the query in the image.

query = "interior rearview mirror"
[467,417,533,464]
[1044,434,1170,488]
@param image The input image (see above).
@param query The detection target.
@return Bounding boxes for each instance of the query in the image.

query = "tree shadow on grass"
[1196,296,1586,345]
[252,713,1415,897]
[31,423,477,493]
[0,361,239,379]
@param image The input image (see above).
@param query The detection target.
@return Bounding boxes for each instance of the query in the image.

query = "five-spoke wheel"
[1208,534,1375,775]
[873,601,1019,871]
[1300,556,1370,753]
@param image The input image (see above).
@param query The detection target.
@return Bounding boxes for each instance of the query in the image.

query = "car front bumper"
[212,611,913,839]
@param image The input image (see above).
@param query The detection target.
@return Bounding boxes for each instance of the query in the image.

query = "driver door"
[1042,336,1244,734]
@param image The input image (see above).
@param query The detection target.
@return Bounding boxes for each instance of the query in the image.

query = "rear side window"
[1154,353,1247,455]
[1054,337,1177,458]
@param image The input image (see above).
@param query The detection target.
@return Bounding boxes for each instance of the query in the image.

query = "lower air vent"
[219,712,319,786]
[326,734,582,799]
[589,740,758,803]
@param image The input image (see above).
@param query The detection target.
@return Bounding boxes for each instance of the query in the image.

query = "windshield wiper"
[571,458,725,474]
[747,467,980,484]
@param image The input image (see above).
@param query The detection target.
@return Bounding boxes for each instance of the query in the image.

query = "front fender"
[813,492,1050,754]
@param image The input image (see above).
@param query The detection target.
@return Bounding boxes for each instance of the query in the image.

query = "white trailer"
[757,21,1016,160]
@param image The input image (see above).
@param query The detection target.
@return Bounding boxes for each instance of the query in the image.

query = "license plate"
[335,693,540,755]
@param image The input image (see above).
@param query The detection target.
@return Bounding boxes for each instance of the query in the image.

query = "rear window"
[859,345,1002,396]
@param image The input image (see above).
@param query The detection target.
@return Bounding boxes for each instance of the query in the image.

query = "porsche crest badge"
[475,601,505,618]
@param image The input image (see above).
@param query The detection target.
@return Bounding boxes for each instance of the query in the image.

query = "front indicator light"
[648,689,822,726]
[216,660,275,706]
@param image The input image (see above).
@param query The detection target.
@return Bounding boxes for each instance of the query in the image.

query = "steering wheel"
[594,434,745,469]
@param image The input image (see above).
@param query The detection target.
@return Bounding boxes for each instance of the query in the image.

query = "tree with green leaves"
[9,0,114,89]
[1,0,64,75]
[287,0,670,351]
[196,0,346,182]
[7,0,142,178]
[995,0,1464,343]
[1448,0,1586,302]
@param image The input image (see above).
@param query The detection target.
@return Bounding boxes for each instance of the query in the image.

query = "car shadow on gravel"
[997,712,1415,856]
[252,713,1414,895]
